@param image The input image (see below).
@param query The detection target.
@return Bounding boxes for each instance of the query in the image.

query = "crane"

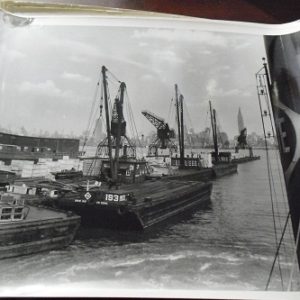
[142,110,177,155]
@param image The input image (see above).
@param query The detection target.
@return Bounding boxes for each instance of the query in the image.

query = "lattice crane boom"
[142,110,166,130]
[142,110,175,150]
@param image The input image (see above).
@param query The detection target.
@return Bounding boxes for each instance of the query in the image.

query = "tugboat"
[51,66,212,229]
[0,192,80,259]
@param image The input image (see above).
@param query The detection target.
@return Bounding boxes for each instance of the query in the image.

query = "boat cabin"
[0,194,27,222]
[211,151,232,163]
[171,154,201,168]
[100,159,147,184]
[171,153,212,169]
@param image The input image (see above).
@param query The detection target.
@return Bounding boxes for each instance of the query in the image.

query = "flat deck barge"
[170,163,238,181]
[151,158,238,181]
[0,197,80,259]
[52,179,212,230]
[232,155,260,164]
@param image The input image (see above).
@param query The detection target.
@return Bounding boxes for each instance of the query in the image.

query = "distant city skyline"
[0,16,266,140]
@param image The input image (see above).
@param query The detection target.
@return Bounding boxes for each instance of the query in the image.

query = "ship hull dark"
[163,163,238,182]
[53,171,83,180]
[231,156,260,164]
[55,205,143,229]
[0,206,80,259]
[212,162,238,177]
[52,180,212,230]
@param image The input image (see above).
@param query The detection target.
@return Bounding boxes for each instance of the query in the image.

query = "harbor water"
[0,149,299,295]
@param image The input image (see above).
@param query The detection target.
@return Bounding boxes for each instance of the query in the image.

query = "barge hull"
[165,163,237,182]
[52,204,143,229]
[0,234,76,259]
[140,182,212,228]
[0,206,80,259]
[212,163,238,177]
[232,156,260,164]
[54,180,212,230]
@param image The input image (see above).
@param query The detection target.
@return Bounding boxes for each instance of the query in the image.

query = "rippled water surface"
[0,149,299,295]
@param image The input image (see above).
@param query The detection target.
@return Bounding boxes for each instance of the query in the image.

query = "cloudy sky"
[0,14,266,140]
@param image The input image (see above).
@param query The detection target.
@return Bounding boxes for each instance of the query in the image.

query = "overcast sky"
[0,15,266,140]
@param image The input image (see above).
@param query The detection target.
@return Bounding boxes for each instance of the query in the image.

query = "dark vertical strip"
[102,66,113,176]
[175,84,182,167]
[264,32,300,270]
[209,101,218,162]
[114,82,126,182]
[180,94,185,167]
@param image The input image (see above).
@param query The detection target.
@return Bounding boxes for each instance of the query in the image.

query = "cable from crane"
[81,73,102,153]
[180,101,192,152]
[167,98,174,124]
[107,69,122,84]
[125,89,141,148]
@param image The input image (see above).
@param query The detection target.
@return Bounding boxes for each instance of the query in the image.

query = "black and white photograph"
[0,2,299,297]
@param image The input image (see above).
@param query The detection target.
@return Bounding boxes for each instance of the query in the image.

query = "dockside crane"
[141,110,177,155]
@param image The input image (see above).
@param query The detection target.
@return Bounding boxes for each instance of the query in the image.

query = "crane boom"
[141,110,176,151]
[142,110,166,130]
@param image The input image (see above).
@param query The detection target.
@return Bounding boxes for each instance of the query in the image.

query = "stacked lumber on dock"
[0,157,83,179]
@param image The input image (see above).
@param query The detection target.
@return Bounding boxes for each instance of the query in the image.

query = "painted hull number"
[105,194,126,203]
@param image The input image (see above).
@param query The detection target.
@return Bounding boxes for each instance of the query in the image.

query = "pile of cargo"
[0,157,83,178]
[6,181,37,195]
[0,161,11,172]
[199,153,213,168]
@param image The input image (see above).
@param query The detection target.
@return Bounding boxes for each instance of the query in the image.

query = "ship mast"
[209,101,219,162]
[180,94,185,166]
[101,66,114,175]
[113,82,126,182]
[175,84,185,168]
[175,84,182,167]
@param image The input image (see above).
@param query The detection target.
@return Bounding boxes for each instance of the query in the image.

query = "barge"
[149,158,237,181]
[0,193,80,259]
[51,178,212,229]
[46,66,213,229]
[231,155,260,164]
[143,86,238,180]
